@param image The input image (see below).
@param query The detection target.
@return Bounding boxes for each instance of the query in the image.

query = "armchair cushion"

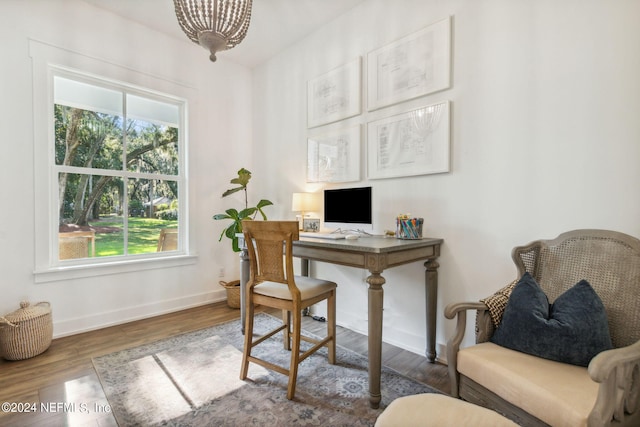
[457,342,599,427]
[491,273,612,366]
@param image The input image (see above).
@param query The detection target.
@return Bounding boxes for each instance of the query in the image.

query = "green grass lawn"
[91,216,178,256]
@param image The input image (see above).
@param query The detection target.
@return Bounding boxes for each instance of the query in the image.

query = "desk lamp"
[291,192,316,230]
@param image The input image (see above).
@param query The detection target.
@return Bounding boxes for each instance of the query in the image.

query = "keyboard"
[299,232,346,240]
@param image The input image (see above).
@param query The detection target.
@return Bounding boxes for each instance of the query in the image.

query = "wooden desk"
[239,235,443,408]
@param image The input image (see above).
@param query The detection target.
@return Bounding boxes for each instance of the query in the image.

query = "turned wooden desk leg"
[239,247,249,335]
[367,271,385,409]
[424,258,440,363]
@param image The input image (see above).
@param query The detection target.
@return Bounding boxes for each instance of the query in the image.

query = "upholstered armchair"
[445,229,640,427]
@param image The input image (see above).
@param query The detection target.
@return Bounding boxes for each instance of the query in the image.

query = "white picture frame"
[367,17,451,111]
[307,58,361,128]
[367,101,450,180]
[307,125,361,183]
[303,218,320,232]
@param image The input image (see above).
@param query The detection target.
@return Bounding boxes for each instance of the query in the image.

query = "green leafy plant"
[212,168,273,252]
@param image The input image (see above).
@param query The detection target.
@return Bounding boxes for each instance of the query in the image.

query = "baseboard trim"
[52,289,226,338]
[336,310,447,363]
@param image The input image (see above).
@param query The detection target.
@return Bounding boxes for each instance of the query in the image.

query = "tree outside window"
[54,75,183,261]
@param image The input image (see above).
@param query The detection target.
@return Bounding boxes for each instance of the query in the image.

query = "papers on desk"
[299,232,346,240]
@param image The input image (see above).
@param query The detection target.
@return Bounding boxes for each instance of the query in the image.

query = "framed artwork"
[367,101,450,180]
[307,57,361,128]
[307,125,360,183]
[367,17,451,111]
[303,218,320,232]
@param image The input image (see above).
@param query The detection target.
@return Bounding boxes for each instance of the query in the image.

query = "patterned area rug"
[92,314,437,426]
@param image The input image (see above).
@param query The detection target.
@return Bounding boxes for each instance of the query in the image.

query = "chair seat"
[254,276,337,300]
[458,342,598,427]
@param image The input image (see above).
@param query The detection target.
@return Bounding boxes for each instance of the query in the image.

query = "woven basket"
[220,280,241,309]
[0,301,53,360]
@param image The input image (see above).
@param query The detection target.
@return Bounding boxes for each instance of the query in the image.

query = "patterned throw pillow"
[480,279,518,327]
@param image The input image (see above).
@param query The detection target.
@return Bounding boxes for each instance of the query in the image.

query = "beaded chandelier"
[173,0,253,62]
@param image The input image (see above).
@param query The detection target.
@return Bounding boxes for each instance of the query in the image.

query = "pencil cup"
[396,218,424,239]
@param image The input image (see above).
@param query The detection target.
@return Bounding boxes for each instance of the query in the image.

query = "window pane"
[54,76,123,116]
[126,118,179,175]
[127,94,179,127]
[59,173,124,260]
[54,105,124,170]
[127,178,179,254]
[50,71,184,268]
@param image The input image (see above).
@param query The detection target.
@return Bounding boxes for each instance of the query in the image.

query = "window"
[30,40,195,282]
[53,73,184,264]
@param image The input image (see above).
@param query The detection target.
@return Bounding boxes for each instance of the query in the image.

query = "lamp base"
[295,214,309,231]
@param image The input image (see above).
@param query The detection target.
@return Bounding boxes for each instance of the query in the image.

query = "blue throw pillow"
[490,272,613,366]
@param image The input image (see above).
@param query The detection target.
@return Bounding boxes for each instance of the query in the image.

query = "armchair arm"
[444,301,489,398]
[587,341,640,427]
[445,301,493,344]
[445,301,488,317]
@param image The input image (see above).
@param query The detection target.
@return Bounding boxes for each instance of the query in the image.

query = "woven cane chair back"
[512,229,640,349]
[243,220,298,291]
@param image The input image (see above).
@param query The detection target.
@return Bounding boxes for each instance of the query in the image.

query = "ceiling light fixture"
[173,0,253,62]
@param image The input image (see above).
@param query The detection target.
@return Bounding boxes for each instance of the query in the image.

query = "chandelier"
[173,0,253,62]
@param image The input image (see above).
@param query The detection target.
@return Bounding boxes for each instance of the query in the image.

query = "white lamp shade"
[291,192,318,212]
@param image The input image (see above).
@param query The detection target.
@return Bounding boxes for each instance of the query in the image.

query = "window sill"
[34,253,198,283]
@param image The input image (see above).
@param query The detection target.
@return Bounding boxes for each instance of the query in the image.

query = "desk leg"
[300,259,311,317]
[367,271,385,409]
[424,258,440,362]
[300,258,309,277]
[239,248,249,335]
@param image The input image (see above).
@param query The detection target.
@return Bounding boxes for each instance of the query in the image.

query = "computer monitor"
[323,186,372,231]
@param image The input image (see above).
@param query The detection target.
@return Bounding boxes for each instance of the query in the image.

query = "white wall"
[1,0,638,362]
[251,0,640,359]
[0,0,252,336]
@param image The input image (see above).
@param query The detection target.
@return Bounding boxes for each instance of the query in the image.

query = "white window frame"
[30,40,196,283]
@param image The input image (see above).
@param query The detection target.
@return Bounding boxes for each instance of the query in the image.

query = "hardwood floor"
[0,302,450,426]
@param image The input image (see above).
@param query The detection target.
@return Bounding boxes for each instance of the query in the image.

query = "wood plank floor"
[0,302,449,426]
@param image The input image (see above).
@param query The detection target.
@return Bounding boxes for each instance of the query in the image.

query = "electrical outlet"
[218,267,225,278]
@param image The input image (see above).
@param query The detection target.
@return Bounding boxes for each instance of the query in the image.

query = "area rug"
[92,314,437,426]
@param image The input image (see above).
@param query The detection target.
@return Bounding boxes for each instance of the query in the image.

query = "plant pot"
[219,280,241,309]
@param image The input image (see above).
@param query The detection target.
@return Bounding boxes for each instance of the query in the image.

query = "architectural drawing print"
[308,58,361,128]
[368,17,450,110]
[368,101,450,179]
[307,126,360,183]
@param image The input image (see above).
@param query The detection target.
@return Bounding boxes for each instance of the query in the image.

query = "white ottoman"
[375,394,517,427]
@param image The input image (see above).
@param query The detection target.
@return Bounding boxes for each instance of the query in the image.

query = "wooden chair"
[157,228,178,251]
[445,229,640,427]
[59,231,96,259]
[240,220,337,400]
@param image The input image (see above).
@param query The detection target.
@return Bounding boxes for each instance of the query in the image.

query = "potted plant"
[212,168,273,252]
